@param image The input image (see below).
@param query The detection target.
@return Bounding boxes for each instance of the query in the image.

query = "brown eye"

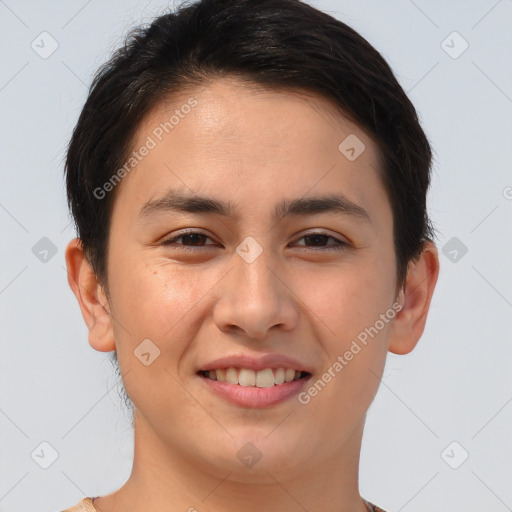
[292,232,348,251]
[162,230,218,250]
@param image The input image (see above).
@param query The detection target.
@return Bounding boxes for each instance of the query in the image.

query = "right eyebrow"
[139,190,237,219]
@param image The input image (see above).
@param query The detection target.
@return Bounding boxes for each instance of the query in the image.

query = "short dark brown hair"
[65,0,434,288]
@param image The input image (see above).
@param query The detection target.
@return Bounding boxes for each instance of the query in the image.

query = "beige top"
[62,496,389,511]
[61,497,97,511]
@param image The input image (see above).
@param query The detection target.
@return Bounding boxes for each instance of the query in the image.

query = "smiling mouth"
[198,368,311,387]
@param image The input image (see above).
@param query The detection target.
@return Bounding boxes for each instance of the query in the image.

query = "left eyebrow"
[138,189,371,223]
[275,194,371,223]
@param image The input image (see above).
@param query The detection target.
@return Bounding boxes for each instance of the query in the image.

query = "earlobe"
[388,241,439,355]
[64,238,116,353]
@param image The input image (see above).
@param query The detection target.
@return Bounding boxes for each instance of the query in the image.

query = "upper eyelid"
[165,230,217,243]
[164,229,346,245]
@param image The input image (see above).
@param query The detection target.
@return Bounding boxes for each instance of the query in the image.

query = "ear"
[388,240,439,355]
[65,238,116,352]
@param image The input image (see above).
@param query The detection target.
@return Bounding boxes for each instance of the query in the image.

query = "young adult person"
[62,1,439,510]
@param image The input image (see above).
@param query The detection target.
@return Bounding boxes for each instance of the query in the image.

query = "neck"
[94,411,370,512]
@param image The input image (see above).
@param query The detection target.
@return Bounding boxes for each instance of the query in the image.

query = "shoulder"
[60,497,97,512]
[364,499,390,512]
[371,504,390,512]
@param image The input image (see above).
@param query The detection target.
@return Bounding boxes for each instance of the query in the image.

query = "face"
[97,78,402,481]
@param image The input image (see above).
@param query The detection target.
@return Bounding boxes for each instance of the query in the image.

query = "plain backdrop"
[1,1,511,511]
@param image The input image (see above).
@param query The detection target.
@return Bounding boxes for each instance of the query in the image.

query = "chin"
[204,429,312,479]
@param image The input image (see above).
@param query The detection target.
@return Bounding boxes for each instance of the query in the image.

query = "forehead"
[137,78,375,155]
[111,77,388,224]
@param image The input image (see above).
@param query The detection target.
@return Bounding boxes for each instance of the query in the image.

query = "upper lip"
[198,353,313,373]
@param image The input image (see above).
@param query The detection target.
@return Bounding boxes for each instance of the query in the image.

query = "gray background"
[1,0,511,511]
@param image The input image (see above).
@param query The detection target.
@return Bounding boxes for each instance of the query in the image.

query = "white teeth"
[274,368,285,385]
[225,367,238,385]
[206,367,305,386]
[285,368,296,383]
[238,368,256,386]
[256,368,275,388]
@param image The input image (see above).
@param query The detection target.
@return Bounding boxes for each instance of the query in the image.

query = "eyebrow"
[139,189,371,223]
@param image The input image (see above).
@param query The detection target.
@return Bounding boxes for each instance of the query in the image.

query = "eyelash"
[161,229,348,252]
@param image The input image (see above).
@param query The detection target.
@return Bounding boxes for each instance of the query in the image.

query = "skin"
[66,77,439,512]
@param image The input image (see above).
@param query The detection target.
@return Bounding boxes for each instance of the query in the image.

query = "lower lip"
[198,374,311,408]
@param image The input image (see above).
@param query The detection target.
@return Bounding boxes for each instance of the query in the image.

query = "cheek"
[300,259,395,340]
[108,255,215,342]
[298,256,394,401]
[300,290,393,433]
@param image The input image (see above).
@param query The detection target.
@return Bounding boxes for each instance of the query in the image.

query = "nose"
[212,243,299,340]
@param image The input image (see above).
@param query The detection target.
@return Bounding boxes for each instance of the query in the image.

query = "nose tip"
[212,246,298,340]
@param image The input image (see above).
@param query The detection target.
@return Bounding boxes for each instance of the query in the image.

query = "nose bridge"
[238,239,277,297]
[232,236,281,307]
